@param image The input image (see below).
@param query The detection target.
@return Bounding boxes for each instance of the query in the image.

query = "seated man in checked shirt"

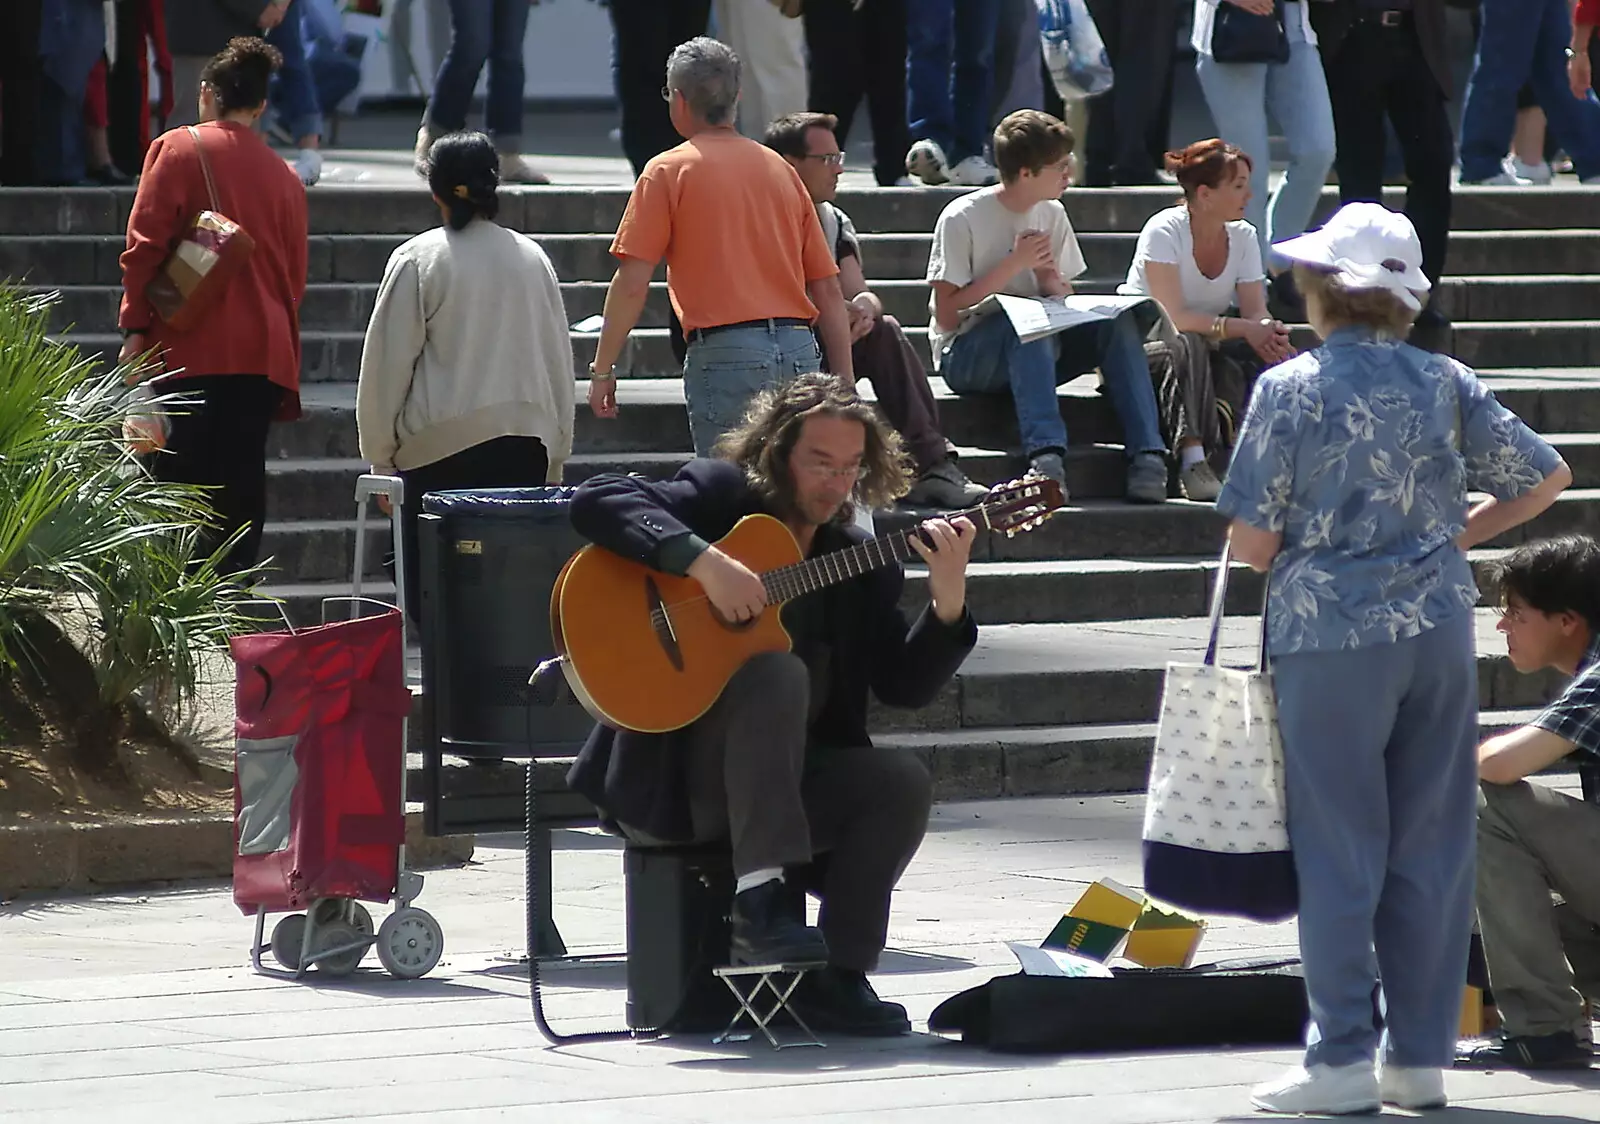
[1469,535,1600,1071]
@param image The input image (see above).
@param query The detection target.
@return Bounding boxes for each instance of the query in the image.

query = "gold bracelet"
[1211,316,1227,342]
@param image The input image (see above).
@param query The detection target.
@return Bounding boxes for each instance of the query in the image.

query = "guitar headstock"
[974,473,1067,537]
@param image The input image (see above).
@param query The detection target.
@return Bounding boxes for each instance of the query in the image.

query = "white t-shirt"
[925,186,1089,367]
[1118,205,1265,318]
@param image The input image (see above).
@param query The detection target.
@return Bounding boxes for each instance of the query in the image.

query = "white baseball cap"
[1272,202,1431,311]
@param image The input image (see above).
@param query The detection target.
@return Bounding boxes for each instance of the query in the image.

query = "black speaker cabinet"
[625,844,740,1033]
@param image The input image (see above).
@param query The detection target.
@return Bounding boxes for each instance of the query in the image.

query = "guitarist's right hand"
[688,547,768,623]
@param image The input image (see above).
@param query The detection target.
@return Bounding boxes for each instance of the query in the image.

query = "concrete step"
[266,375,1600,466]
[10,184,1600,239]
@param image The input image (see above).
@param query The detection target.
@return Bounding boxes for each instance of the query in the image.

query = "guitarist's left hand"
[910,516,977,624]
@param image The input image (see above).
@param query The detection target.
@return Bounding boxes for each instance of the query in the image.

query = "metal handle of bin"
[352,474,406,621]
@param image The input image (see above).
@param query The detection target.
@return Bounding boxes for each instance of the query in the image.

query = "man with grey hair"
[587,36,855,457]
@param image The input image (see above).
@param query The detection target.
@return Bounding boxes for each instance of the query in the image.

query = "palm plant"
[0,287,263,777]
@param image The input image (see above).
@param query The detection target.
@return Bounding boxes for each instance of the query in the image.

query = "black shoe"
[1409,307,1453,355]
[1267,271,1307,324]
[86,163,133,186]
[729,880,828,967]
[789,966,912,1037]
[1457,1030,1594,1070]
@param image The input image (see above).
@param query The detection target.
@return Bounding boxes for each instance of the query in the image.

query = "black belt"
[685,317,811,344]
[1354,7,1410,27]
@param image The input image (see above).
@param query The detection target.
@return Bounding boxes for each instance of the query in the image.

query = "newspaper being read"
[978,292,1159,346]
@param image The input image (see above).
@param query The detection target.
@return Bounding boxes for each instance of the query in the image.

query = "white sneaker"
[906,139,950,185]
[1180,459,1222,502]
[948,155,999,186]
[1506,155,1553,184]
[1463,169,1531,186]
[413,120,441,178]
[293,147,322,186]
[497,151,551,184]
[1379,1065,1447,1110]
[1250,1064,1380,1115]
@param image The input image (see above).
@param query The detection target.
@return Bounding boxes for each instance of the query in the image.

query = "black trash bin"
[416,487,597,836]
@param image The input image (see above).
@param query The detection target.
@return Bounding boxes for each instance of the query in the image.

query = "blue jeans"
[427,0,529,141]
[308,33,366,117]
[267,1,324,141]
[940,310,1164,458]
[1272,612,1479,1069]
[1459,0,1600,182]
[681,323,821,456]
[1195,4,1336,269]
[906,0,1001,164]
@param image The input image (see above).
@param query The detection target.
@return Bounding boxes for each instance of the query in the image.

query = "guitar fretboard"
[759,503,987,604]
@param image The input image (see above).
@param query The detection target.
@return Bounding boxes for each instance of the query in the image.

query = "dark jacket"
[164,0,271,58]
[1309,0,1452,97]
[564,459,978,842]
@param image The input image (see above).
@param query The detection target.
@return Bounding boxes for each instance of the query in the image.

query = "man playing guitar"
[565,373,979,1036]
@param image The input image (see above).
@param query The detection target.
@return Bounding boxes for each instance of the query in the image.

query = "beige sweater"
[357,219,575,477]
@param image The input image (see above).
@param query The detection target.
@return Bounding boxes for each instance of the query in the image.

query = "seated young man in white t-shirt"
[925,110,1168,504]
[1117,138,1294,501]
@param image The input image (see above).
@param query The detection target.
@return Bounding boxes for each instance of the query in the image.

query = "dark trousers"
[1083,0,1179,186]
[1323,18,1454,285]
[394,434,548,623]
[106,0,150,176]
[0,0,43,186]
[144,375,284,576]
[804,0,911,187]
[682,653,933,972]
[852,314,949,476]
[609,0,710,178]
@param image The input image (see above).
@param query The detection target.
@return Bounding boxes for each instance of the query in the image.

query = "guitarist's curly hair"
[714,373,912,516]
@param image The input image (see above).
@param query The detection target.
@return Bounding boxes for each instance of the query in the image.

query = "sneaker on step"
[1379,1065,1447,1110]
[1461,169,1531,186]
[1126,452,1168,504]
[729,880,829,967]
[1028,451,1069,496]
[906,139,950,185]
[1250,1063,1380,1115]
[497,151,551,184]
[903,460,988,509]
[1180,459,1222,502]
[948,155,999,186]
[413,120,442,177]
[293,147,323,186]
[1457,1029,1594,1070]
[788,966,912,1036]
[1506,155,1553,184]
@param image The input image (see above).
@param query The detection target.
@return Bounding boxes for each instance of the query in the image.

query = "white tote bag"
[1141,543,1297,922]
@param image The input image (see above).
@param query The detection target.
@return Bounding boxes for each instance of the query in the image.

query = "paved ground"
[4,793,1599,1123]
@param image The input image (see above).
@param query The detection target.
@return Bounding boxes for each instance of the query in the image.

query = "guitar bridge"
[646,575,685,672]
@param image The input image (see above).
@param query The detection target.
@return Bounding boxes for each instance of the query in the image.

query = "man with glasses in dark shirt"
[1468,535,1600,1071]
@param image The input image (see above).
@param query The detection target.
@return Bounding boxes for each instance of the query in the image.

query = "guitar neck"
[760,502,988,604]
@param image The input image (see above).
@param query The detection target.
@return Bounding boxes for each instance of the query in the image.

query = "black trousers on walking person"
[1321,18,1454,286]
[393,434,548,624]
[609,0,710,178]
[804,0,912,187]
[1083,0,1179,186]
[143,375,284,577]
[0,0,44,186]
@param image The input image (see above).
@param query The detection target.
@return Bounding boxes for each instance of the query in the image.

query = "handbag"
[1141,542,1298,922]
[1210,0,1291,64]
[1037,0,1114,100]
[144,126,256,334]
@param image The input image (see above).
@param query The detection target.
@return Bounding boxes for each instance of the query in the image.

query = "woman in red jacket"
[119,36,308,575]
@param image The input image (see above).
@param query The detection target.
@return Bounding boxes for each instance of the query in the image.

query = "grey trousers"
[683,651,933,972]
[1478,779,1600,1038]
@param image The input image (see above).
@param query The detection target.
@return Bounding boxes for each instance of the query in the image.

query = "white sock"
[1179,445,1206,469]
[735,868,783,895]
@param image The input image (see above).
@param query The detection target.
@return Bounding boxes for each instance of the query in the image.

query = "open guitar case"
[928,957,1309,1054]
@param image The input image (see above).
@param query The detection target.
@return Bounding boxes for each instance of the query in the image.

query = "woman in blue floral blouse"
[1216,203,1573,1115]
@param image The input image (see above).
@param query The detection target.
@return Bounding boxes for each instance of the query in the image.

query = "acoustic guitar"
[549,476,1066,734]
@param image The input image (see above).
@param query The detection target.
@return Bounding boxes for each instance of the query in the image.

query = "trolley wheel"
[270,913,308,970]
[376,907,444,979]
[312,898,374,938]
[311,920,366,977]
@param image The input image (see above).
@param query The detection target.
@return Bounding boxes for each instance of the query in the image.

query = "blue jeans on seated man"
[940,308,1167,501]
[681,323,822,457]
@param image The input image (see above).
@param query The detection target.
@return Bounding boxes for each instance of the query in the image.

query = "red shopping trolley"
[232,474,445,980]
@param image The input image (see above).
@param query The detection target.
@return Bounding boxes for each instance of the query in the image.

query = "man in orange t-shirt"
[588,36,854,456]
